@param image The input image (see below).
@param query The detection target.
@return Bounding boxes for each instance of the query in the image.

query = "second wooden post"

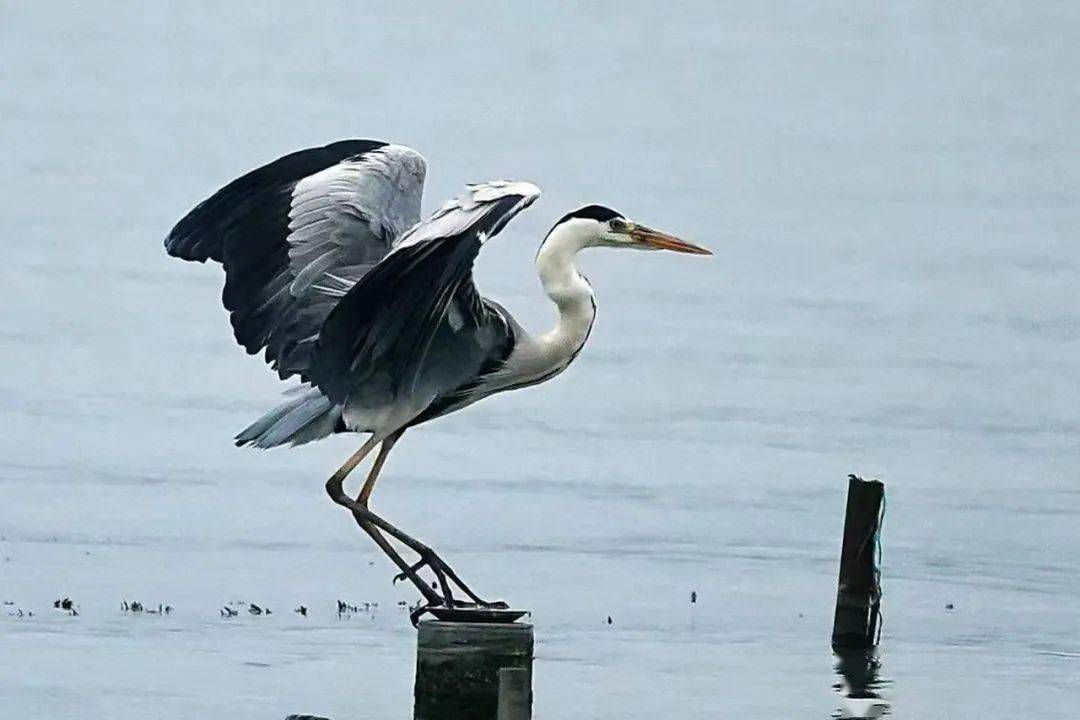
[831,474,884,650]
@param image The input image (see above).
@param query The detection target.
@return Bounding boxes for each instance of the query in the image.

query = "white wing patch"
[286,145,427,299]
[393,180,540,253]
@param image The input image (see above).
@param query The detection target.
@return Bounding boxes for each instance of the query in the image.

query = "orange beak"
[628,225,712,255]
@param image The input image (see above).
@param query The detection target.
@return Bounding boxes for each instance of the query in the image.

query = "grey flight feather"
[165,140,426,380]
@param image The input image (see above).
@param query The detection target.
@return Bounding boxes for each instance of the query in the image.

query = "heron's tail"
[235,386,343,449]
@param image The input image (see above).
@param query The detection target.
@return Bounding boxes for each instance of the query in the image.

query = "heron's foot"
[387,551,445,606]
[405,598,510,627]
[329,491,501,611]
[392,546,504,609]
[409,601,437,627]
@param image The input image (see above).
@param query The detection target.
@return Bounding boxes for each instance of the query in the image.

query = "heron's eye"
[609,218,628,234]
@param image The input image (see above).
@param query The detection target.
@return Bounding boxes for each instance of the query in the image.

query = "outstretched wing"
[308,181,541,406]
[164,140,427,379]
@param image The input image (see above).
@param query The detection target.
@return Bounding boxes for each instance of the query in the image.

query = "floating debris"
[53,597,78,615]
[294,605,308,617]
[336,599,378,618]
[121,600,171,615]
[945,603,955,610]
[606,615,613,625]
[219,600,270,618]
[690,590,697,604]
[337,599,362,617]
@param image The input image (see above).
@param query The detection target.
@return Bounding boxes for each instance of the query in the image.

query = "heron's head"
[545,205,711,256]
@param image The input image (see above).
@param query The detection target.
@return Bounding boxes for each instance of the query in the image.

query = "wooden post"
[831,475,884,650]
[497,667,531,720]
[414,621,533,720]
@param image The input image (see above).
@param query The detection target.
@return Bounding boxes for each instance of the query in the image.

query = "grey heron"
[165,139,710,620]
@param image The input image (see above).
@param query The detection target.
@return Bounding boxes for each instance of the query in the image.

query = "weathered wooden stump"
[497,667,531,720]
[414,620,534,720]
[831,475,884,650]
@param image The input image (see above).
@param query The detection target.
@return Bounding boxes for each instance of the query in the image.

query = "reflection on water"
[833,648,890,719]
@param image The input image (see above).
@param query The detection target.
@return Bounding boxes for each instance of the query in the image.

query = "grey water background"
[1,2,1077,717]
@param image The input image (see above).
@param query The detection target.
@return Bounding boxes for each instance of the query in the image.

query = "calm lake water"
[2,3,1077,718]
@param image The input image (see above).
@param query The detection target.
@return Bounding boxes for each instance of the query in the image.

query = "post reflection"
[832,648,890,718]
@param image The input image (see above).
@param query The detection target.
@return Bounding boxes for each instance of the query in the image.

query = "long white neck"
[532,225,597,373]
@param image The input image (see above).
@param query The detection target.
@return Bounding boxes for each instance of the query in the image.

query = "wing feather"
[164,140,426,379]
[307,181,540,406]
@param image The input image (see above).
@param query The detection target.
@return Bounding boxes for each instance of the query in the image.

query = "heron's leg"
[353,504,500,607]
[325,436,379,498]
[327,460,499,608]
[393,552,493,607]
[324,436,441,606]
[351,432,451,603]
[353,432,469,607]
[358,430,403,506]
[329,482,457,603]
[356,521,443,606]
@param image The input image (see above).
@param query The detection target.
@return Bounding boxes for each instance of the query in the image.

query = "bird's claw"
[409,601,440,627]
[392,558,427,585]
[406,598,511,627]
[393,548,453,592]
[388,542,505,613]
[442,598,508,610]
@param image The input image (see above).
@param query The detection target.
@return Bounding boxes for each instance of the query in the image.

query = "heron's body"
[165,139,708,619]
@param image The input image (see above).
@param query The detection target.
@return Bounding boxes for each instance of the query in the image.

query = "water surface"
[1,2,1077,718]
